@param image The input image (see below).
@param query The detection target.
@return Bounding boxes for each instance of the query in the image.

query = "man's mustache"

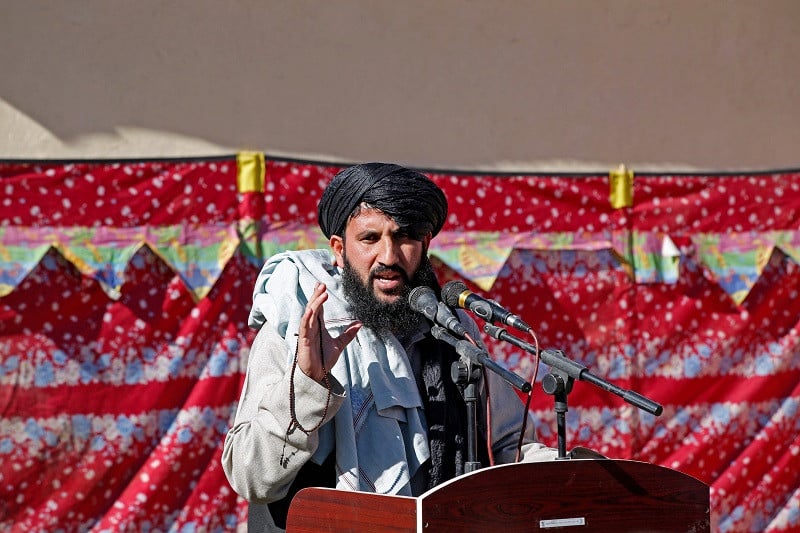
[369,265,410,284]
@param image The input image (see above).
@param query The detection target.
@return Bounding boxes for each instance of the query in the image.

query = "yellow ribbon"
[609,164,634,209]
[236,151,266,193]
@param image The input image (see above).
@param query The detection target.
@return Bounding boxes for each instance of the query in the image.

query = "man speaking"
[222,162,556,531]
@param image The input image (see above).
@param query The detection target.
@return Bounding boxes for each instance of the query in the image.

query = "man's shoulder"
[257,248,339,288]
[266,248,333,266]
[249,248,339,329]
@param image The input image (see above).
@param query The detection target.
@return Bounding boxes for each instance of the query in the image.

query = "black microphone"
[408,286,468,338]
[441,280,532,333]
[429,325,532,393]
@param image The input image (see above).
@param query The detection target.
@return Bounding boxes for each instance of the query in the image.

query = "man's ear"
[330,235,344,267]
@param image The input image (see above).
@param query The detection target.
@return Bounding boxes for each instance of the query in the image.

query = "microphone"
[408,286,468,338]
[441,280,532,333]
[429,325,532,393]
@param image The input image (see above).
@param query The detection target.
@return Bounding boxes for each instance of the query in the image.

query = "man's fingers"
[300,283,328,330]
[299,286,360,378]
[332,321,362,352]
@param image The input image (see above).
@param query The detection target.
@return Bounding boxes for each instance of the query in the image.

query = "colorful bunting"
[1,157,800,532]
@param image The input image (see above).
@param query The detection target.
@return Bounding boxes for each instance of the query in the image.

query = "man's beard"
[341,255,439,336]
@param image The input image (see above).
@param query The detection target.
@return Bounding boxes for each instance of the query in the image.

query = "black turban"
[317,163,448,239]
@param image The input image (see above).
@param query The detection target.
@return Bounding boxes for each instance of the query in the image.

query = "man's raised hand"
[296,283,362,382]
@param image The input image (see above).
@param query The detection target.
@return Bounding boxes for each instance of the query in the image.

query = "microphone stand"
[483,324,663,459]
[451,351,482,473]
[429,325,532,473]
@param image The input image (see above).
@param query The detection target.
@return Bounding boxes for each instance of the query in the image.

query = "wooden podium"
[286,459,709,532]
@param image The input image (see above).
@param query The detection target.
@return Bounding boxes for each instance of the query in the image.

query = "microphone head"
[441,280,468,307]
[408,286,437,315]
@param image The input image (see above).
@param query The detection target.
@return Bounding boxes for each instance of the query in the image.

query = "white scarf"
[248,249,430,495]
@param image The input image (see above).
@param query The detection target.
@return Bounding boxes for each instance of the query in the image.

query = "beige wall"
[2,1,799,171]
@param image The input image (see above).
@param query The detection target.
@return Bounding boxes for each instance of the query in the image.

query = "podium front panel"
[420,460,709,532]
[286,460,710,532]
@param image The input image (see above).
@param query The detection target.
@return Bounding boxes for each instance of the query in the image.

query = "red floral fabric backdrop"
[1,156,799,531]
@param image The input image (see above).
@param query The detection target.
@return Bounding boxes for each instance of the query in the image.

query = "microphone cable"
[515,329,540,463]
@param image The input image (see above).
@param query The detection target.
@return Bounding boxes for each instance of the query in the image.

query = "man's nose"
[377,237,400,265]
